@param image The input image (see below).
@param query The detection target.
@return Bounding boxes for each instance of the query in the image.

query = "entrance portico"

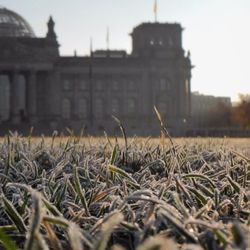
[0,70,37,124]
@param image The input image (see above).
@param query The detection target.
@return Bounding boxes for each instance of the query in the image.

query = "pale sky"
[1,0,250,102]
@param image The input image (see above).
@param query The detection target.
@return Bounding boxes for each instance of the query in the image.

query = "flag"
[89,37,93,79]
[154,0,157,14]
[154,0,157,22]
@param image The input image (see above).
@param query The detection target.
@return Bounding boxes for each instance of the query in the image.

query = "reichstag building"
[0,7,192,135]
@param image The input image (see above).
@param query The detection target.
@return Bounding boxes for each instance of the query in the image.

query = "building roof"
[131,22,183,34]
[0,7,35,37]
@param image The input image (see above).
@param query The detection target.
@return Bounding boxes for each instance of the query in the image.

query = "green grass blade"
[0,229,18,250]
[2,195,26,234]
[73,166,90,216]
[109,165,139,188]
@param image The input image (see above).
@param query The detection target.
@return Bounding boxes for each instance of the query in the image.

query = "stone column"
[188,77,191,117]
[0,73,2,124]
[48,71,61,130]
[27,71,37,124]
[10,71,20,124]
[179,76,186,118]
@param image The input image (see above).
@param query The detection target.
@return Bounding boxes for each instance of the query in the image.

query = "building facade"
[191,91,232,127]
[0,7,192,136]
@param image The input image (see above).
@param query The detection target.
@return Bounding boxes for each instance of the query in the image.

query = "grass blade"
[0,229,18,250]
[24,192,42,250]
[73,166,91,216]
[93,211,124,250]
[2,195,26,234]
[109,165,140,188]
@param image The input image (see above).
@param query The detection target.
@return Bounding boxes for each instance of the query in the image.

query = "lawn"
[0,132,250,249]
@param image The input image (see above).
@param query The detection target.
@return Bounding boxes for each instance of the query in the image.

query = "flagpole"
[90,37,93,56]
[89,37,93,127]
[106,26,110,51]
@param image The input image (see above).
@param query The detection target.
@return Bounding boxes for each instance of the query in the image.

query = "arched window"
[95,80,103,90]
[95,99,104,118]
[63,79,71,90]
[78,98,88,119]
[168,37,173,46]
[128,80,135,90]
[0,74,10,121]
[150,38,155,46]
[158,38,164,46]
[158,100,167,115]
[112,80,119,90]
[127,98,136,114]
[62,99,71,119]
[79,79,88,90]
[159,78,170,91]
[111,98,119,114]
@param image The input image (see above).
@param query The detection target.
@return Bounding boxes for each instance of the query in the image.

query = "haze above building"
[1,0,249,101]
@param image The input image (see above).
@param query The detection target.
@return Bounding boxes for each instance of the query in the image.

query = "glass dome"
[0,7,35,37]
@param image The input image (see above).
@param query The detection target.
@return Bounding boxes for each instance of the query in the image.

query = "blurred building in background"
[0,7,192,135]
[191,91,232,127]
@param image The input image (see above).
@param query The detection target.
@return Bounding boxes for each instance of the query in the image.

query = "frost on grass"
[0,133,250,249]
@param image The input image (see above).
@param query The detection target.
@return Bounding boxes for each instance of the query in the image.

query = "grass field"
[0,131,250,249]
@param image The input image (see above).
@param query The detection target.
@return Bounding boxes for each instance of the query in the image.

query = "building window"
[128,80,135,90]
[0,16,10,23]
[158,100,167,116]
[127,98,136,114]
[95,80,103,90]
[159,78,170,90]
[111,98,119,114]
[168,37,173,46]
[79,79,88,90]
[62,99,71,119]
[158,38,163,46]
[185,79,189,94]
[63,79,71,90]
[95,99,104,118]
[112,80,119,90]
[78,98,88,119]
